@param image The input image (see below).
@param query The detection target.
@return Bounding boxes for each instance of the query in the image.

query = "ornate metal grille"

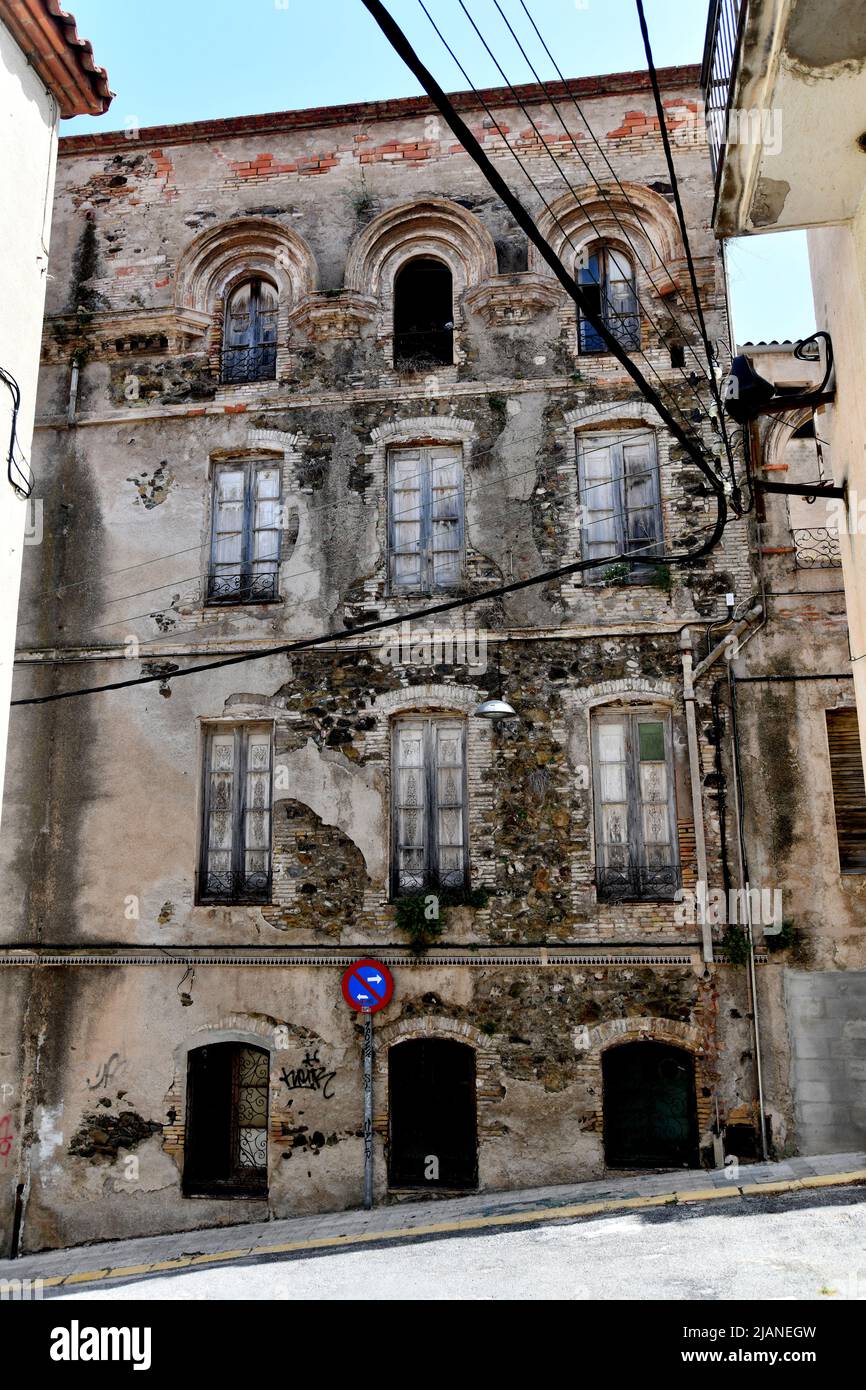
[206,570,279,604]
[792,527,842,568]
[594,859,682,902]
[220,343,277,384]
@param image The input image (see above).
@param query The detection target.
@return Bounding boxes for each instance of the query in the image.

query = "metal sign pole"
[363,1007,373,1210]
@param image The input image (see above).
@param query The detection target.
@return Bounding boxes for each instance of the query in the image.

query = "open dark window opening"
[603,1041,698,1168]
[183,1042,269,1196]
[393,257,454,369]
[388,1038,478,1189]
[222,277,278,384]
[578,245,640,355]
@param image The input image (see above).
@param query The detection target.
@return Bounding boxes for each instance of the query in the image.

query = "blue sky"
[63,0,815,344]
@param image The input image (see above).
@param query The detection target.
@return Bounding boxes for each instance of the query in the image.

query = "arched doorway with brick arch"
[375,1017,500,1192]
[578,1017,711,1171]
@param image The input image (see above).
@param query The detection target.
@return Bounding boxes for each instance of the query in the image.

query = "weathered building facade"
[0,65,859,1255]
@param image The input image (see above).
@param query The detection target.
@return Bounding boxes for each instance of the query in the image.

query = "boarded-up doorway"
[388,1038,477,1189]
[603,1041,698,1168]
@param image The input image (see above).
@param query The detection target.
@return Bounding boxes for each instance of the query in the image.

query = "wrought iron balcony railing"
[792,527,842,569]
[394,328,454,370]
[196,868,272,905]
[221,344,277,384]
[206,571,279,605]
[701,0,748,179]
[594,860,682,903]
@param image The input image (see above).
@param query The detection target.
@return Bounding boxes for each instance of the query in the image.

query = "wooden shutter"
[635,717,673,870]
[390,446,464,592]
[394,721,426,891]
[430,447,463,588]
[577,434,619,580]
[434,720,466,887]
[826,709,866,872]
[251,464,281,593]
[242,729,272,892]
[211,467,245,598]
[622,435,662,569]
[204,731,236,890]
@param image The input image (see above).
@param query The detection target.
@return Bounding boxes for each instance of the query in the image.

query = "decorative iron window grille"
[393,257,454,369]
[206,571,280,604]
[221,343,277,384]
[183,1043,268,1197]
[393,328,454,371]
[594,858,682,902]
[792,527,842,569]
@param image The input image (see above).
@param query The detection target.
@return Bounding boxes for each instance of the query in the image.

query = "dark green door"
[603,1041,698,1168]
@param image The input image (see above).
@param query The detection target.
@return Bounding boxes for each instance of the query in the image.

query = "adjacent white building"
[0,0,111,822]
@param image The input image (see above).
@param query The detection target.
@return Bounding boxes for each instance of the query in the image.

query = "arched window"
[183,1042,269,1195]
[222,277,278,383]
[577,245,640,354]
[393,257,454,369]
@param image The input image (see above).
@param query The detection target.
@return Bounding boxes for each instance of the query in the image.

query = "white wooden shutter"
[635,718,672,869]
[391,450,424,590]
[430,448,463,588]
[594,718,630,872]
[251,465,281,590]
[578,434,619,578]
[211,468,245,597]
[622,434,662,566]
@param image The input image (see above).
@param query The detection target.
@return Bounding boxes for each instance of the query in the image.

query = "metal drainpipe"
[67,358,80,427]
[680,633,712,962]
[728,665,770,1161]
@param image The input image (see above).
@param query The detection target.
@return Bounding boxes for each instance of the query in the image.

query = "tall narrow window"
[592,709,679,900]
[222,277,278,383]
[184,1043,269,1196]
[208,460,281,603]
[393,257,454,368]
[392,717,467,895]
[826,709,866,872]
[578,245,639,354]
[577,430,663,581]
[199,725,272,903]
[389,446,464,593]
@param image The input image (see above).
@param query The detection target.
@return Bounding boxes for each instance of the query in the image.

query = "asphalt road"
[53,1185,866,1301]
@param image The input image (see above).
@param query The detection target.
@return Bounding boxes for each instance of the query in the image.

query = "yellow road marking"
[34,1168,866,1289]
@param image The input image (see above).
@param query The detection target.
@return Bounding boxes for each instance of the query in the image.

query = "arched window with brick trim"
[577,243,640,354]
[222,277,278,383]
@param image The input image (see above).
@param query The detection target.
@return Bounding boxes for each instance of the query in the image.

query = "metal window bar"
[792,527,842,569]
[594,858,682,902]
[208,462,281,605]
[701,0,748,179]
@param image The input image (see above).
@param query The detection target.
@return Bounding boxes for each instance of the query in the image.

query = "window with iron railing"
[392,717,467,897]
[222,277,278,384]
[208,461,281,604]
[577,429,664,582]
[198,724,272,904]
[393,257,454,369]
[577,245,640,354]
[591,710,680,901]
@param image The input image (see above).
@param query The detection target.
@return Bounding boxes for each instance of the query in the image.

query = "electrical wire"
[419,0,718,444]
[1,366,35,498]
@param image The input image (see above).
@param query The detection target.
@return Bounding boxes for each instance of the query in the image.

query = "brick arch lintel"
[574,676,676,708]
[583,1015,705,1055]
[371,683,483,716]
[374,1014,496,1075]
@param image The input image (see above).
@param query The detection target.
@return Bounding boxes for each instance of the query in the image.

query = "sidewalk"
[3,1151,864,1292]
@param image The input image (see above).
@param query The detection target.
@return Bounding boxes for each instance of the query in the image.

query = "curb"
[36,1167,866,1290]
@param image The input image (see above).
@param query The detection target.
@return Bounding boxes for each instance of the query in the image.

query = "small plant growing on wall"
[601,562,632,586]
[394,886,490,955]
[722,925,751,965]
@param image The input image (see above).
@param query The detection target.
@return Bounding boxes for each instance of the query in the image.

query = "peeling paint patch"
[751,177,791,227]
[68,1110,163,1161]
[125,461,175,508]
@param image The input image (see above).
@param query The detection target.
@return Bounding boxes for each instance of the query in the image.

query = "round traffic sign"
[342,959,394,1013]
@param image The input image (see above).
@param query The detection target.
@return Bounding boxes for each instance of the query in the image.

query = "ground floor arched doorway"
[603,1040,698,1168]
[388,1038,477,1189]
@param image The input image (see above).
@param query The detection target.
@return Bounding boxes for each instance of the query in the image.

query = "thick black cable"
[421,0,715,437]
[489,0,715,389]
[634,0,737,491]
[360,1,726,521]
